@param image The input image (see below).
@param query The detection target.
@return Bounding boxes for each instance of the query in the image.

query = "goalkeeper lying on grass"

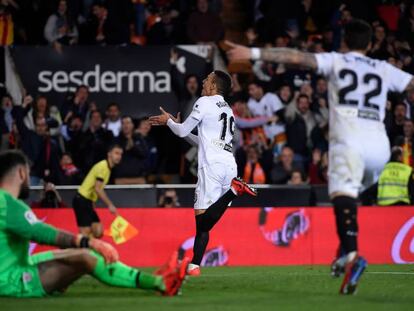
[0,150,188,298]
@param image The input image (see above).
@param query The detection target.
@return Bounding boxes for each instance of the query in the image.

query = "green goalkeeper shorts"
[0,251,55,298]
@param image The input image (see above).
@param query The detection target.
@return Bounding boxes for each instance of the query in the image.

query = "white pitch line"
[196,271,414,278]
[366,271,414,275]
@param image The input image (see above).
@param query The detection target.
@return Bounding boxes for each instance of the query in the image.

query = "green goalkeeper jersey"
[0,189,59,273]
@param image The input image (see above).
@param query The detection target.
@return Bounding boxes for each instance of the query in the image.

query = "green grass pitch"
[1,265,414,311]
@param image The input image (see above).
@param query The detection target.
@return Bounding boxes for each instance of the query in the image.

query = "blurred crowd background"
[1,0,414,190]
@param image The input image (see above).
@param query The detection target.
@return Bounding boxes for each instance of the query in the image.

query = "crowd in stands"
[1,0,414,187]
[0,86,158,185]
[0,0,224,48]
[231,0,414,186]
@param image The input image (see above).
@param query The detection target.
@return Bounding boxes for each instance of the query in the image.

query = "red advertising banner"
[31,207,414,266]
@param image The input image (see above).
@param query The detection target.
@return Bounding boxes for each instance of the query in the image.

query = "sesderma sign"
[38,65,170,94]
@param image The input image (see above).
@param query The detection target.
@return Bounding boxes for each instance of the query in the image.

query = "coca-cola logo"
[259,208,309,247]
[391,216,414,264]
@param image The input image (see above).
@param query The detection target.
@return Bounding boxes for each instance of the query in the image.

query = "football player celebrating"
[226,19,414,294]
[150,70,257,276]
[0,150,188,297]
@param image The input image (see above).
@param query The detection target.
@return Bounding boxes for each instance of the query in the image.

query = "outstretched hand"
[225,40,252,62]
[149,107,170,126]
[149,107,181,126]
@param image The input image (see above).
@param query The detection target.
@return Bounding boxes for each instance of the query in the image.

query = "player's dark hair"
[107,143,123,153]
[344,19,372,51]
[213,70,232,97]
[0,150,29,182]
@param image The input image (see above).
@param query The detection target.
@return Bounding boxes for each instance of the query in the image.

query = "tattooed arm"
[226,41,318,71]
[258,48,318,70]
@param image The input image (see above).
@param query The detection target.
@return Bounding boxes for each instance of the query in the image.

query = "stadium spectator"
[178,74,201,119]
[247,81,285,144]
[131,0,147,41]
[78,110,114,172]
[237,144,271,184]
[44,0,78,52]
[136,117,158,177]
[30,182,67,208]
[232,98,275,150]
[58,152,82,185]
[113,116,149,184]
[311,123,329,153]
[277,84,293,106]
[187,0,224,44]
[60,85,90,123]
[245,27,259,47]
[308,149,328,185]
[158,188,180,207]
[0,94,13,150]
[61,115,83,145]
[368,22,389,60]
[394,119,414,168]
[170,48,204,119]
[270,146,303,184]
[398,2,414,46]
[285,94,316,161]
[103,102,122,137]
[85,2,130,45]
[23,95,62,137]
[313,76,328,107]
[386,102,407,144]
[287,169,306,186]
[402,88,414,120]
[147,7,180,45]
[12,106,61,185]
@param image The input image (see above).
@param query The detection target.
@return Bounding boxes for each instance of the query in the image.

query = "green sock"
[89,251,164,291]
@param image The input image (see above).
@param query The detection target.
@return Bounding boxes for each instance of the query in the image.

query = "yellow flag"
[105,216,139,244]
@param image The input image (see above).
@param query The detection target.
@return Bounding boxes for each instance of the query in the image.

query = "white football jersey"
[247,92,284,117]
[189,95,236,168]
[315,52,413,144]
[247,92,285,139]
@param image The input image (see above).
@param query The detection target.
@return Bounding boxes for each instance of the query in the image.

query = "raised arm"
[225,41,318,71]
